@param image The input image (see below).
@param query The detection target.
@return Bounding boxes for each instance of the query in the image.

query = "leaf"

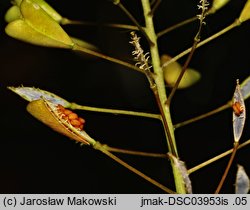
[239,0,250,23]
[27,99,95,145]
[235,165,250,194]
[8,86,71,107]
[5,5,21,23]
[168,153,192,194]
[233,80,246,142]
[209,0,230,14]
[240,75,250,100]
[5,0,73,48]
[161,55,201,89]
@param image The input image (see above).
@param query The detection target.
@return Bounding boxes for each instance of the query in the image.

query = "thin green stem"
[70,103,161,120]
[166,1,207,105]
[174,102,231,129]
[157,16,198,38]
[162,20,241,69]
[61,18,139,30]
[104,145,167,158]
[93,142,175,193]
[188,139,250,174]
[72,44,142,72]
[215,142,239,194]
[166,42,198,105]
[141,0,185,194]
[148,0,162,16]
[112,0,154,46]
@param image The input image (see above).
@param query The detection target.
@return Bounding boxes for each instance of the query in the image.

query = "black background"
[0,0,250,193]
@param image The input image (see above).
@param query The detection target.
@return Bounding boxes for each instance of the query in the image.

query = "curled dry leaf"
[27,99,95,145]
[168,153,192,194]
[239,0,250,23]
[233,80,246,142]
[161,55,200,89]
[235,165,250,194]
[8,86,71,108]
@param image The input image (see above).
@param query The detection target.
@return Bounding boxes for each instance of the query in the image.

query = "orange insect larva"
[232,101,244,116]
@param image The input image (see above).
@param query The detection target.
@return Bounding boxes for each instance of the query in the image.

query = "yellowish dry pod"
[239,0,250,23]
[161,55,201,89]
[27,99,95,145]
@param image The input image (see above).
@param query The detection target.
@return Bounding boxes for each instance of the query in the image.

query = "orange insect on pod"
[232,102,244,116]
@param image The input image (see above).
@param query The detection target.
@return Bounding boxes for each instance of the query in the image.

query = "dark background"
[0,0,250,193]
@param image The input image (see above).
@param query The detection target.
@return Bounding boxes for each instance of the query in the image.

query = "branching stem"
[162,20,241,69]
[174,102,231,129]
[215,142,239,194]
[93,142,175,193]
[72,44,142,72]
[104,145,167,158]
[188,139,250,174]
[70,103,161,120]
[166,0,208,105]
[112,0,154,45]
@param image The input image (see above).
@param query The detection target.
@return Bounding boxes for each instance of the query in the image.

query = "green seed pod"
[5,5,22,23]
[161,55,201,89]
[13,0,63,23]
[14,0,23,6]
[5,0,74,48]
[31,0,63,23]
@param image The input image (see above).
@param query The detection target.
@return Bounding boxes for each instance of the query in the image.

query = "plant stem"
[157,16,197,37]
[112,0,154,45]
[104,145,167,158]
[70,103,161,120]
[166,42,198,105]
[188,139,250,174]
[215,142,239,194]
[61,18,139,30]
[162,20,241,68]
[141,0,186,193]
[174,102,231,129]
[148,0,162,16]
[166,0,207,105]
[72,44,142,72]
[93,142,175,193]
